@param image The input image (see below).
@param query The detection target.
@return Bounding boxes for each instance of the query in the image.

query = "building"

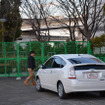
[17,17,105,42]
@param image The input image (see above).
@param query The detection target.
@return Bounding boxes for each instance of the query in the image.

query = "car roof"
[53,54,95,60]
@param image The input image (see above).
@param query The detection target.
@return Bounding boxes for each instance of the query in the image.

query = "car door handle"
[51,70,57,74]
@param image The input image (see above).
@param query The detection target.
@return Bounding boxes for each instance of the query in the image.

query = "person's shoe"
[24,81,29,86]
[31,82,36,86]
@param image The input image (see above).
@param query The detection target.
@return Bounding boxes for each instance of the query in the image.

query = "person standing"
[24,51,36,86]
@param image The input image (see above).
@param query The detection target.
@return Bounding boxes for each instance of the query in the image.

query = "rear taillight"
[68,67,76,79]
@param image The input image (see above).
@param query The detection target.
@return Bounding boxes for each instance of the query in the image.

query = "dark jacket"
[27,56,35,69]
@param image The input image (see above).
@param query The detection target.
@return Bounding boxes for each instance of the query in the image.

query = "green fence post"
[41,43,44,64]
[17,43,21,79]
[87,41,92,54]
[29,42,31,51]
[4,42,7,77]
[76,41,78,54]
[64,42,67,54]
[99,47,101,59]
[54,42,55,55]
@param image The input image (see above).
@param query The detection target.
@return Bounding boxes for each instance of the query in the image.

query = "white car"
[35,54,105,99]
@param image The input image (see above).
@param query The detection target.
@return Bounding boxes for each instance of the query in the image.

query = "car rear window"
[74,65,105,70]
[68,57,103,64]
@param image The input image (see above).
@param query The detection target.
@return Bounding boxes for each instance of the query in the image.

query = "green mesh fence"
[92,43,105,62]
[67,41,76,54]
[0,41,92,77]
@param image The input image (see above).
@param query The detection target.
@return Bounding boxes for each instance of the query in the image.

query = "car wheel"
[36,78,43,91]
[57,82,67,99]
[100,91,105,97]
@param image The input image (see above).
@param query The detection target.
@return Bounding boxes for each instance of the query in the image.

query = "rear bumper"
[62,79,105,93]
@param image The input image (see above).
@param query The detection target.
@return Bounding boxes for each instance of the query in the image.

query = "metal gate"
[0,41,91,77]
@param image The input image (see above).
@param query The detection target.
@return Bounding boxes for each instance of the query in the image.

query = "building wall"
[17,19,104,42]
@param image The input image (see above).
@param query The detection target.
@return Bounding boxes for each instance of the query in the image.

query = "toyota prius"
[36,54,105,99]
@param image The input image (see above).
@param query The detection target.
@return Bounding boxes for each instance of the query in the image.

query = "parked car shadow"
[39,89,105,100]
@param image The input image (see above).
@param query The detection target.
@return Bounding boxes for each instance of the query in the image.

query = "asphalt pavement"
[0,77,105,105]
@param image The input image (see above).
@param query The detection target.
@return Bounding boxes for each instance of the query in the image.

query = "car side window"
[61,59,66,68]
[52,58,61,68]
[43,58,54,69]
[52,57,66,68]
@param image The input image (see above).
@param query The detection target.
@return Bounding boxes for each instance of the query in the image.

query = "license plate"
[87,72,98,79]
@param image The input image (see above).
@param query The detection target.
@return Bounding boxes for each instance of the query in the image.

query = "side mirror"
[38,65,42,69]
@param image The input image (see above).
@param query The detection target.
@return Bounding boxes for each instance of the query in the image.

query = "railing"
[0,41,92,77]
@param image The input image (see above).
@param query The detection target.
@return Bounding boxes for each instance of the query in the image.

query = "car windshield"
[68,57,103,64]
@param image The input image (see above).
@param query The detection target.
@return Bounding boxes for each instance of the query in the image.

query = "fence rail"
[0,41,92,77]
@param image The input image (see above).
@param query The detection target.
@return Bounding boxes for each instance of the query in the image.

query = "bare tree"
[103,3,105,34]
[49,2,77,41]
[21,0,53,42]
[57,0,104,41]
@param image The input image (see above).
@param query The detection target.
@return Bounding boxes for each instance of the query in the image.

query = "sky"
[20,0,59,19]
[20,0,105,19]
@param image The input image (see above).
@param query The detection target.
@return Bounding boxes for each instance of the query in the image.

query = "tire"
[57,82,67,99]
[100,91,105,97]
[36,78,43,92]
